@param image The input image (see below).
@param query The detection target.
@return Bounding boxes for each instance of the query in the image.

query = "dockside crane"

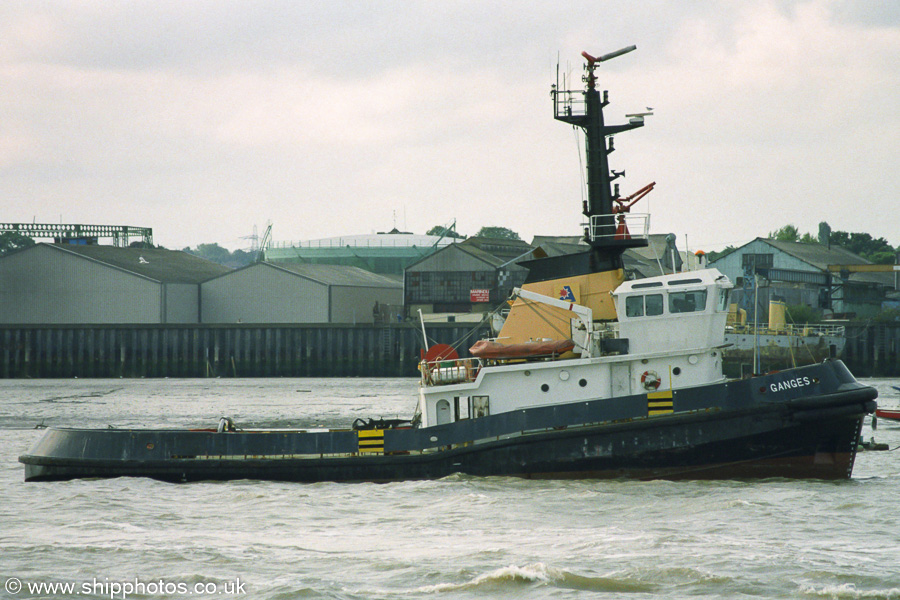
[256,223,272,263]
[822,262,900,311]
[826,263,900,277]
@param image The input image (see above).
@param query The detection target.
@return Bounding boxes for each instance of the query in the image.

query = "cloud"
[614,1,900,248]
[0,1,897,251]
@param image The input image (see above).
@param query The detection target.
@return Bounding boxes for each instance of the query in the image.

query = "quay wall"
[0,322,897,378]
[0,323,490,379]
[840,323,900,377]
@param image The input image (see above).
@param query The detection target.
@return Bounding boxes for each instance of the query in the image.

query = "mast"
[497,47,651,338]
[551,45,647,251]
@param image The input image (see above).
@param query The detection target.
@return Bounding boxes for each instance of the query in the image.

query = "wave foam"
[415,563,655,594]
[800,583,900,599]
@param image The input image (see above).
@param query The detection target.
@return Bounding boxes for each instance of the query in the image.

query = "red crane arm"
[614,181,656,212]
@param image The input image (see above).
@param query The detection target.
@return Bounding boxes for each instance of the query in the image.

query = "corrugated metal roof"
[627,234,676,264]
[275,232,455,249]
[533,241,585,258]
[464,243,538,269]
[533,240,671,278]
[735,238,894,287]
[765,239,898,287]
[454,244,509,268]
[405,241,535,271]
[267,263,402,287]
[762,239,868,269]
[45,243,231,283]
[460,237,534,260]
[530,235,586,247]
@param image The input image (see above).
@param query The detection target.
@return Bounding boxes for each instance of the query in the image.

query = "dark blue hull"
[20,361,877,482]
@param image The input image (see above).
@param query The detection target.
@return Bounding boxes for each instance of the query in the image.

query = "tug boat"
[20,46,876,483]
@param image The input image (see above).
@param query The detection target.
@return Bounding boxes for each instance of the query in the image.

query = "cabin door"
[435,399,452,425]
[610,363,631,397]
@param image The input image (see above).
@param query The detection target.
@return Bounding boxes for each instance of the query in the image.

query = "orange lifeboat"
[469,339,576,359]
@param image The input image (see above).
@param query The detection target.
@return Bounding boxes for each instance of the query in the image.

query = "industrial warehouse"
[0,222,898,377]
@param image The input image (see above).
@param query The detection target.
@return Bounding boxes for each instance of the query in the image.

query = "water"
[2,378,899,600]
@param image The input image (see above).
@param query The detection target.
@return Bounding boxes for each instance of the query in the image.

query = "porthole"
[579,379,587,387]
[559,370,570,381]
[541,383,550,392]
[672,367,682,375]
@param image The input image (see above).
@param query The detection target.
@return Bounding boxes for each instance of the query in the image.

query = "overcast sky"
[2,1,898,252]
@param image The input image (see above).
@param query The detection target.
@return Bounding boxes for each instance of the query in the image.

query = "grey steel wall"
[0,245,163,324]
[200,264,329,324]
[330,285,404,324]
[0,323,490,378]
[407,246,504,307]
[164,283,199,323]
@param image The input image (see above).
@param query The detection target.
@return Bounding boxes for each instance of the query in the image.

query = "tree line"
[707,222,899,264]
[181,226,522,267]
[0,231,258,267]
[0,225,521,266]
[4,223,896,269]
[424,224,520,240]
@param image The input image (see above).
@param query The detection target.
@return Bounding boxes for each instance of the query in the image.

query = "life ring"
[640,370,661,391]
[217,417,236,433]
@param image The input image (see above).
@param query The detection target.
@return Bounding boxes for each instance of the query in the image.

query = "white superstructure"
[415,268,733,428]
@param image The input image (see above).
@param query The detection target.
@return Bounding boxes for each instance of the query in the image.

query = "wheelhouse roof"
[614,268,731,296]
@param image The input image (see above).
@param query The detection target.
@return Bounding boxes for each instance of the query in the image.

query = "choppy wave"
[800,583,900,599]
[414,563,656,594]
[3,378,900,600]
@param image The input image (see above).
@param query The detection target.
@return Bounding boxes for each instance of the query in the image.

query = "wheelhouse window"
[669,290,707,313]
[625,296,644,317]
[718,288,730,311]
[646,294,664,316]
[624,294,664,317]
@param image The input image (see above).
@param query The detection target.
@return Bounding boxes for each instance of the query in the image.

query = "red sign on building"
[470,289,490,303]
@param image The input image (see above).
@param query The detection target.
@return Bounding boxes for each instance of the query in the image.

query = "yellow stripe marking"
[357,430,385,454]
[647,389,674,416]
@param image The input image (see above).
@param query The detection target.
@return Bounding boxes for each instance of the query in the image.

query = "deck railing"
[726,323,846,337]
[586,213,650,243]
[420,358,481,386]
